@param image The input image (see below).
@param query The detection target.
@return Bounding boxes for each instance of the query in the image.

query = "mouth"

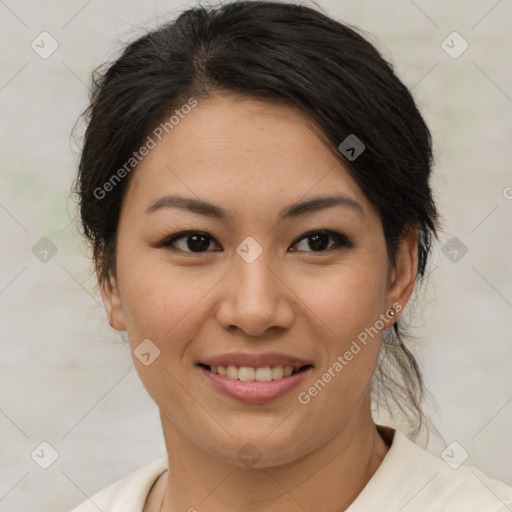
[197,363,314,381]
[196,363,314,404]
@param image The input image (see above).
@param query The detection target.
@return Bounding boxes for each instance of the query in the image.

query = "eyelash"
[158,229,354,255]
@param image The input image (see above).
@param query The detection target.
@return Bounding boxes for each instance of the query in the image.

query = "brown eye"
[160,231,219,253]
[159,229,353,255]
[289,230,353,253]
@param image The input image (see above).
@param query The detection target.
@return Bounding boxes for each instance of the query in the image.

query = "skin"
[100,94,418,512]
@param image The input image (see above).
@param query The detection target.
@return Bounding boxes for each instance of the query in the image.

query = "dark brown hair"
[72,0,441,438]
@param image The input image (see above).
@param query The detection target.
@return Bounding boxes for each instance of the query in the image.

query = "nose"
[215,247,295,337]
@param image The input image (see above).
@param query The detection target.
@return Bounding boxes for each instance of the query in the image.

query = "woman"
[70,1,512,510]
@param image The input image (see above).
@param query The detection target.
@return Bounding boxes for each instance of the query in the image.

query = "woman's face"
[101,94,417,468]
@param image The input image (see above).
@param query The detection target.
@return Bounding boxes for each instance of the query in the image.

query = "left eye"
[159,229,352,254]
[290,230,353,253]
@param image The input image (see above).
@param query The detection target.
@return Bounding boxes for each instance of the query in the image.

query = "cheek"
[293,262,387,426]
[116,245,220,346]
[294,251,389,406]
[297,255,389,341]
[115,250,213,402]
[118,236,389,346]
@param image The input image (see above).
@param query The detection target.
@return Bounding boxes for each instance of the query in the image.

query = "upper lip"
[199,352,314,369]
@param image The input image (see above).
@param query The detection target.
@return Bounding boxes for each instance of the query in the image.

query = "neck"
[157,399,389,512]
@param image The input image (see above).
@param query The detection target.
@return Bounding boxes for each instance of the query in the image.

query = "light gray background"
[1,0,511,510]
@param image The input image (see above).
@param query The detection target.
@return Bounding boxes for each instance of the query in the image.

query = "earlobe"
[99,271,127,332]
[386,228,419,316]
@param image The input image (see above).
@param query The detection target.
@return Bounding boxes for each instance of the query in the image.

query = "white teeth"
[226,365,238,379]
[208,364,298,381]
[238,366,255,381]
[256,367,273,382]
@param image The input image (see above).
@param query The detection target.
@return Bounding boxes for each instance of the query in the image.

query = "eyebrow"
[145,193,365,222]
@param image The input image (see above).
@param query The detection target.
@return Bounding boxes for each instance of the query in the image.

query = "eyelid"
[158,229,353,254]
[290,229,354,250]
[157,230,219,251]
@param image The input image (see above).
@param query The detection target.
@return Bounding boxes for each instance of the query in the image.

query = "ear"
[385,228,419,318]
[99,268,127,331]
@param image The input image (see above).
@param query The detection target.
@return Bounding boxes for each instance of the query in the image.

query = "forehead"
[121,94,373,221]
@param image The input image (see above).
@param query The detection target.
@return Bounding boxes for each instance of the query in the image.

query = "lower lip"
[197,365,313,404]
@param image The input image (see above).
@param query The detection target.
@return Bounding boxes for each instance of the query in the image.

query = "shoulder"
[402,433,512,510]
[349,427,512,512]
[68,457,168,512]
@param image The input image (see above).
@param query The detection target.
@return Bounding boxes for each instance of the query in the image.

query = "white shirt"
[69,428,512,512]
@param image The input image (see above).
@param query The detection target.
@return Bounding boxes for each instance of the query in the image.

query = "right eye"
[159,231,220,254]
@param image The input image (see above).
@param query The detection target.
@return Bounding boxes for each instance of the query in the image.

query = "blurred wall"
[1,0,511,509]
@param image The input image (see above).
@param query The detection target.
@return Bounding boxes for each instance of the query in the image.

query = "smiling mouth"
[197,363,313,381]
